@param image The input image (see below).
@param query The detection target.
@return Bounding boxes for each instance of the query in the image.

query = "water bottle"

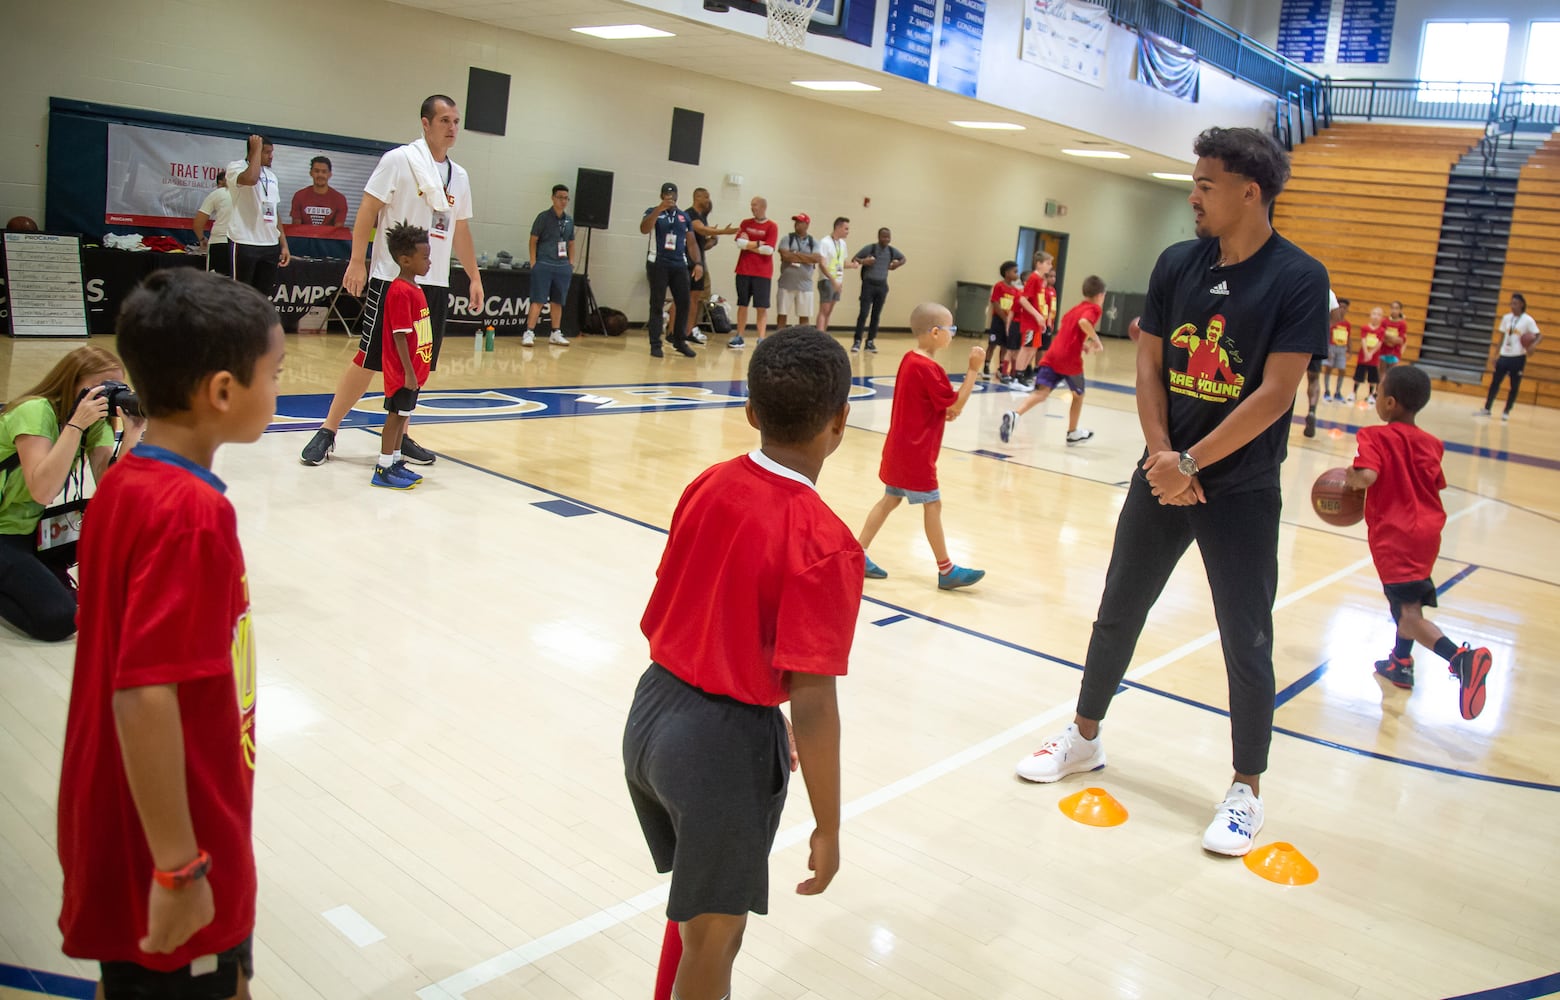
[484,325,496,351]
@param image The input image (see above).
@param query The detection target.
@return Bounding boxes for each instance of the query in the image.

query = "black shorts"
[1307,356,1322,374]
[354,279,450,373]
[1001,319,1022,352]
[1384,578,1437,620]
[206,241,233,278]
[734,274,772,310]
[100,935,252,1000]
[623,663,790,922]
[385,386,419,414]
[690,268,708,292]
[1354,364,1380,385]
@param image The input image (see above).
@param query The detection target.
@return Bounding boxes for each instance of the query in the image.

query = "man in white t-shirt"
[814,216,857,333]
[192,170,234,277]
[300,95,485,467]
[1476,292,1543,420]
[775,213,823,328]
[226,135,291,295]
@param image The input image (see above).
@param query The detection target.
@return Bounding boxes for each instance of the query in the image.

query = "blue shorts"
[885,485,940,504]
[1033,365,1085,395]
[1380,355,1399,364]
[529,264,572,306]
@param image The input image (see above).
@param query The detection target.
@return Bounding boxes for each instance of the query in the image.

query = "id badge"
[557,240,568,259]
[663,231,677,251]
[430,210,451,240]
[261,202,277,225]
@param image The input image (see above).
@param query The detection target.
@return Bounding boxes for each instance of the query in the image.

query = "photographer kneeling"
[0,347,144,641]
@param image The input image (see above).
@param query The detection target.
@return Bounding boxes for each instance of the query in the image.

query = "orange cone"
[1328,426,1345,440]
[1058,787,1128,827]
[1243,842,1319,885]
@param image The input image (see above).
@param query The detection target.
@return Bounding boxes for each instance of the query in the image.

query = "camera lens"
[109,388,142,419]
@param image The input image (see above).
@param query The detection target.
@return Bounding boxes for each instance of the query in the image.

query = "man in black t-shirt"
[685,187,738,344]
[1014,128,1328,858]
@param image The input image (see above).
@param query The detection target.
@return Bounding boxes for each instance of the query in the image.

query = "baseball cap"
[660,182,678,196]
[792,213,810,223]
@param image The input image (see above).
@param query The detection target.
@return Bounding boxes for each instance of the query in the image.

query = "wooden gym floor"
[2,327,1558,999]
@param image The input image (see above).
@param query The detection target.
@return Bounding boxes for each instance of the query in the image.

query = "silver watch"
[1177,451,1200,477]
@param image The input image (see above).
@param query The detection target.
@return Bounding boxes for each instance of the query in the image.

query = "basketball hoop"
[765,0,822,48]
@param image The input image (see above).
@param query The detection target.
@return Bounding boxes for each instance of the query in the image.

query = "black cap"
[660,182,678,196]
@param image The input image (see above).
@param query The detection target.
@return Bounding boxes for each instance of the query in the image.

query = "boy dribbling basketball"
[624,327,862,1000]
[1344,364,1492,718]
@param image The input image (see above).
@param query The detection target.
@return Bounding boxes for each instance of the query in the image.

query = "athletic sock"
[1393,635,1414,660]
[392,450,403,464]
[1433,637,1461,662]
[937,558,953,575]
[377,454,394,470]
[654,919,681,1000]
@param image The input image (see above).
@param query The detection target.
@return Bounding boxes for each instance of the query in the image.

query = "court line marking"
[322,904,386,947]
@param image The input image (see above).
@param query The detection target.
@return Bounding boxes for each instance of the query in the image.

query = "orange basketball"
[1520,331,1536,350]
[1311,467,1364,527]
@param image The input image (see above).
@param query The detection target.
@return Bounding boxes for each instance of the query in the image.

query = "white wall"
[1226,0,1555,82]
[0,0,1197,327]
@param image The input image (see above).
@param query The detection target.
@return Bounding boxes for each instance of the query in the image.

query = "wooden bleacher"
[1495,131,1560,409]
[1273,123,1481,375]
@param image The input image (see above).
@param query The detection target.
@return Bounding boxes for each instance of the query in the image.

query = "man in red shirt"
[1344,364,1492,718]
[1001,275,1106,446]
[855,303,986,589]
[625,327,861,1000]
[289,156,349,235]
[732,196,779,345]
[1012,251,1054,388]
[59,268,284,999]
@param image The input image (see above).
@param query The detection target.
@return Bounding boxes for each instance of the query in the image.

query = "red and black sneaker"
[1450,644,1493,720]
[1373,654,1415,690]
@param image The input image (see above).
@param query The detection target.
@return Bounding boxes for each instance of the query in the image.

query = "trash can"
[954,281,991,337]
[1098,291,1147,338]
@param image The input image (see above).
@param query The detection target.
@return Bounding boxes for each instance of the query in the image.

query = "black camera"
[76,379,142,419]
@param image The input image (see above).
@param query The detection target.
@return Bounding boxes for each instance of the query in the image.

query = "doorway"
[1015,226,1069,300]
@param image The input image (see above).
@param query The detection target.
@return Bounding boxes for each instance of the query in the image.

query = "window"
[1417,21,1508,104]
[1523,22,1560,104]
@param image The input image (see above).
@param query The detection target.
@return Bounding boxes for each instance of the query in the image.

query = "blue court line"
[532,498,593,518]
[1272,564,1482,709]
[0,963,93,998]
[872,614,910,627]
[1445,971,1560,999]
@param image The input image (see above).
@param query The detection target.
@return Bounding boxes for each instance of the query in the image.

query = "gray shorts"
[885,485,940,504]
[624,663,790,921]
[1326,345,1349,369]
[817,277,842,303]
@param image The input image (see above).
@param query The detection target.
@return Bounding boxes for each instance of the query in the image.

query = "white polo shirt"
[197,186,233,244]
[363,142,474,288]
[224,162,280,247]
[1498,311,1540,357]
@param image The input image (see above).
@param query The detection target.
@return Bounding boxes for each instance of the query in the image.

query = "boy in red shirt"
[1012,251,1054,388]
[1323,298,1351,402]
[732,196,779,344]
[374,221,434,490]
[857,303,985,589]
[58,268,284,999]
[1040,270,1060,351]
[1001,275,1106,446]
[985,260,1021,381]
[1351,305,1385,405]
[1381,299,1409,371]
[1344,364,1492,719]
[625,326,862,1000]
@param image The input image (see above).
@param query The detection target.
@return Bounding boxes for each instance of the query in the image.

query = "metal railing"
[1102,0,1322,100]
[1323,79,1560,128]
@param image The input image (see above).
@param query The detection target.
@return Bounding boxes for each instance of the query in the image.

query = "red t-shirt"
[1383,318,1408,355]
[1358,323,1384,366]
[1329,321,1352,348]
[58,449,256,970]
[1354,423,1447,584]
[1040,301,1102,376]
[1043,285,1059,331]
[642,454,862,706]
[880,350,958,491]
[290,186,348,227]
[1019,273,1047,333]
[734,218,779,278]
[989,282,1018,319]
[382,278,433,393]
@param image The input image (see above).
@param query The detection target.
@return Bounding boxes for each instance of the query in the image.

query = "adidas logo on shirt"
[1209,280,1230,295]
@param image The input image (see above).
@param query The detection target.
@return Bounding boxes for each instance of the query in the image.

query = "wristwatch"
[1177,451,1200,477]
[153,850,211,889]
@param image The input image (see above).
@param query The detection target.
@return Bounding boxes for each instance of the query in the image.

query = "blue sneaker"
[863,555,887,580]
[371,464,417,490]
[937,565,985,590]
[389,460,423,487]
[728,335,746,349]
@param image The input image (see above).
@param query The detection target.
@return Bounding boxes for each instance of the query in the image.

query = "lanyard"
[441,158,452,198]
[258,172,270,199]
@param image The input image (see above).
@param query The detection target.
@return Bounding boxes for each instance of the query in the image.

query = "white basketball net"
[765,0,823,48]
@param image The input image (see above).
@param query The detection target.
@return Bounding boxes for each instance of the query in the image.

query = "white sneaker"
[1015,725,1105,783]
[1367,393,1376,405]
[1501,411,1510,422]
[550,331,571,346]
[1473,408,1490,418]
[1066,428,1095,445]
[1201,782,1264,856]
[521,330,535,347]
[689,328,707,344]
[1346,393,1356,403]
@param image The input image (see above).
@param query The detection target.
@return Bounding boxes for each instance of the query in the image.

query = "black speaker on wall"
[574,168,614,229]
[669,108,704,166]
[466,66,510,136]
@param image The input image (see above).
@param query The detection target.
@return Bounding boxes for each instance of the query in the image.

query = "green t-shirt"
[0,397,113,535]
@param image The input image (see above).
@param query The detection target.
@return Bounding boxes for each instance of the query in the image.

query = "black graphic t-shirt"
[1138,233,1328,498]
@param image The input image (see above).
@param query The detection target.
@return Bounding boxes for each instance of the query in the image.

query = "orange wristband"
[153,849,211,889]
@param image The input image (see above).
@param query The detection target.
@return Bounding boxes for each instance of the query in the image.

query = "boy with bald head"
[856,302,985,590]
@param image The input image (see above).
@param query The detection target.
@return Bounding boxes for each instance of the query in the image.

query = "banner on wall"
[104,123,381,237]
[1135,31,1200,102]
[1020,0,1110,88]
